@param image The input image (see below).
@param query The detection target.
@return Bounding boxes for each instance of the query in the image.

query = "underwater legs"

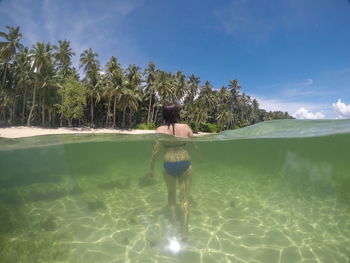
[163,166,192,240]
[178,166,192,240]
[163,172,177,224]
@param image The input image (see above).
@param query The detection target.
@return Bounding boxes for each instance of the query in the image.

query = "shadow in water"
[0,173,61,189]
[98,178,131,190]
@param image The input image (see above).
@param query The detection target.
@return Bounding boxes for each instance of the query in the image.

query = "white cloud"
[293,108,325,119]
[256,98,300,112]
[332,99,350,119]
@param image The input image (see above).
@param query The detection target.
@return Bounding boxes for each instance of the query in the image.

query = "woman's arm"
[189,141,203,162]
[187,125,203,161]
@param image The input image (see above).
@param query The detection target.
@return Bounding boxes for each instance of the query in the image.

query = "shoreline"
[0,126,209,138]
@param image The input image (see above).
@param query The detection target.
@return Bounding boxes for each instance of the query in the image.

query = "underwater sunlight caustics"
[0,119,350,262]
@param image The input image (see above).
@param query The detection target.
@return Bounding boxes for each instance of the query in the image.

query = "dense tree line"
[0,26,293,132]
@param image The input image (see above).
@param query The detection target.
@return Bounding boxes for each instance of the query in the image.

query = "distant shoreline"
[0,126,209,138]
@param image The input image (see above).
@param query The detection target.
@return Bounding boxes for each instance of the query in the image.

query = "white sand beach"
[0,126,208,138]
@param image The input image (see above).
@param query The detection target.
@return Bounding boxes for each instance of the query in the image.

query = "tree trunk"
[147,93,153,123]
[27,85,36,126]
[60,94,63,127]
[113,96,117,128]
[90,97,94,127]
[11,87,17,124]
[122,107,126,128]
[2,63,8,88]
[53,110,56,127]
[22,87,27,124]
[150,104,156,123]
[154,105,160,124]
[48,109,52,126]
[41,94,45,126]
[105,97,111,127]
[1,106,6,122]
[129,110,132,128]
[68,118,72,127]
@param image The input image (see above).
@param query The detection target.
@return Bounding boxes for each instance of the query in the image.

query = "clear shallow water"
[0,120,350,263]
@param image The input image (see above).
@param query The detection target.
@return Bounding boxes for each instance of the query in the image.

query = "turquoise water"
[0,120,350,262]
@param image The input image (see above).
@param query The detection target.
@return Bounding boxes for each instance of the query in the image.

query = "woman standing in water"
[149,103,195,241]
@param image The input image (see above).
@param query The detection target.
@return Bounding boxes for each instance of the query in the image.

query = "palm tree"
[188,102,209,131]
[152,70,173,122]
[228,79,241,113]
[118,87,141,128]
[53,40,75,79]
[125,64,141,87]
[216,107,234,130]
[0,89,11,122]
[144,62,157,123]
[181,74,200,122]
[80,48,100,127]
[0,26,23,88]
[104,56,124,127]
[27,42,55,126]
[198,81,217,114]
[236,93,251,126]
[250,99,260,124]
[13,47,31,123]
[38,63,60,126]
[101,78,112,126]
[121,64,142,127]
[173,70,186,103]
[217,86,230,106]
[186,74,200,104]
[80,48,99,74]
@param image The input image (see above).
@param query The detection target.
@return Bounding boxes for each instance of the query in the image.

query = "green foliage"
[188,122,197,132]
[56,76,86,126]
[187,122,219,133]
[198,122,219,133]
[135,122,156,130]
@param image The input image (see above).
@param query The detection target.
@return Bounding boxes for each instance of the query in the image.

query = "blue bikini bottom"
[164,160,191,177]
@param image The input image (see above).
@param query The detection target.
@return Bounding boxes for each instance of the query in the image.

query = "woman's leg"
[163,172,177,223]
[178,166,192,240]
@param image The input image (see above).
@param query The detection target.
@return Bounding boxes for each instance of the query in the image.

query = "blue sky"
[1,0,350,119]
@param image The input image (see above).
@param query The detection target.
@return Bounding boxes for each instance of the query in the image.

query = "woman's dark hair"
[162,103,181,135]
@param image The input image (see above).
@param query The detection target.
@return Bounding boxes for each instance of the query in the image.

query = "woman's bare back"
[156,123,193,138]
